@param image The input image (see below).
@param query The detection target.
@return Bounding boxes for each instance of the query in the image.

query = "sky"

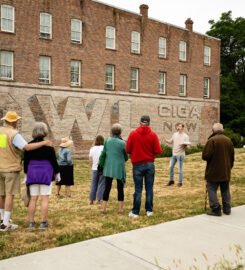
[95,0,245,35]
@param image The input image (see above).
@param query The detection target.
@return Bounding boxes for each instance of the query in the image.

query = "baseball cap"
[140,115,150,124]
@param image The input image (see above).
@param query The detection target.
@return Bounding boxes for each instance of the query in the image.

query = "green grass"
[0,149,245,260]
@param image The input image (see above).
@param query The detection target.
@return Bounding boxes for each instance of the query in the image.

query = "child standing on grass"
[89,135,105,205]
[56,137,74,197]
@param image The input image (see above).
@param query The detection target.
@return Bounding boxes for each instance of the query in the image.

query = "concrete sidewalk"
[0,205,245,270]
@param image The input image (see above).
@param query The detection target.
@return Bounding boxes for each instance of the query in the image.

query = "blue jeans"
[132,162,155,215]
[169,155,184,183]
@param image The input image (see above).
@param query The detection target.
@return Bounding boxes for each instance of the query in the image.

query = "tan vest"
[0,124,22,172]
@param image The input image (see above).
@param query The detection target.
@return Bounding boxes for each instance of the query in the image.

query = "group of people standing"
[0,111,74,231]
[0,110,235,232]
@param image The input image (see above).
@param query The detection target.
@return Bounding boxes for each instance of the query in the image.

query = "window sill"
[105,48,116,51]
[0,30,15,35]
[71,41,82,45]
[130,89,139,93]
[130,51,141,56]
[203,96,210,99]
[158,55,167,59]
[179,59,187,63]
[204,63,211,67]
[39,82,51,85]
[105,87,115,91]
[71,84,82,88]
[39,37,52,41]
[179,94,187,97]
[158,92,166,95]
[0,78,14,82]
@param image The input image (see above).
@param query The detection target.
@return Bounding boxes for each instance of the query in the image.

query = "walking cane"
[204,183,208,212]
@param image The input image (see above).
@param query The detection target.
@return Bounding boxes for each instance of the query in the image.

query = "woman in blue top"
[56,137,74,197]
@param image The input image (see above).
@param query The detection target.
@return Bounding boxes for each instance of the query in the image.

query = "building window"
[1,5,14,32]
[131,31,140,54]
[106,26,115,49]
[179,74,186,96]
[39,56,51,84]
[204,46,211,65]
[40,13,52,39]
[159,72,166,94]
[105,64,114,90]
[204,78,210,98]
[0,51,13,80]
[159,37,166,58]
[71,60,81,86]
[130,68,139,91]
[179,41,186,61]
[71,19,82,43]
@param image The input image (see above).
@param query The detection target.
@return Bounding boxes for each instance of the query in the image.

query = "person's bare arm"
[162,135,172,144]
[24,140,53,151]
[89,156,93,168]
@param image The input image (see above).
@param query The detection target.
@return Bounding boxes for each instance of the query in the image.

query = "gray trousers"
[207,181,231,212]
[89,170,105,201]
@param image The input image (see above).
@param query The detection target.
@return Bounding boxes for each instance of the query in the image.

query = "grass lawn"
[1,149,245,260]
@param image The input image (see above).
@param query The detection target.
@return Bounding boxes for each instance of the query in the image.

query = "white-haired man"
[0,111,52,231]
[202,123,234,216]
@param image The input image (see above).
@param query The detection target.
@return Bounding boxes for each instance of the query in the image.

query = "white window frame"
[39,56,51,84]
[204,46,211,66]
[0,51,13,80]
[204,78,210,98]
[40,13,52,39]
[159,37,166,58]
[131,31,140,54]
[106,26,115,49]
[179,41,186,61]
[1,5,14,33]
[130,68,139,92]
[158,72,166,94]
[179,74,187,96]
[71,19,82,44]
[70,60,81,86]
[105,64,114,90]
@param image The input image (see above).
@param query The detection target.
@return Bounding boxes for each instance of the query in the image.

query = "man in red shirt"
[126,115,162,217]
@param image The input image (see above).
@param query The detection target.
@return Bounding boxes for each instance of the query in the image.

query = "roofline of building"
[92,0,220,41]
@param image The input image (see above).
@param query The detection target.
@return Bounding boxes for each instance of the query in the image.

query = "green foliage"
[156,144,203,158]
[207,12,245,137]
[224,128,245,148]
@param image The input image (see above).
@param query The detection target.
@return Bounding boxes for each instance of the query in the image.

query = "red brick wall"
[0,0,220,99]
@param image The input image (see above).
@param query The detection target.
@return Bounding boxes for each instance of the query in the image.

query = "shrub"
[224,128,244,148]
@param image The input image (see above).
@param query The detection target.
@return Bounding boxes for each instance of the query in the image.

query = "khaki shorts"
[0,172,20,196]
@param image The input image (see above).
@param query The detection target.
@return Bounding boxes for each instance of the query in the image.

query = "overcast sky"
[95,0,245,34]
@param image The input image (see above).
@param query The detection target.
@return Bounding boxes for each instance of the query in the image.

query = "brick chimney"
[185,18,193,32]
[140,4,149,19]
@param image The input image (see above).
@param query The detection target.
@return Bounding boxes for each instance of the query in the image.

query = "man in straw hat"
[0,111,53,231]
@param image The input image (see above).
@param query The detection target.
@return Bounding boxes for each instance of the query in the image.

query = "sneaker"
[1,219,12,224]
[39,221,50,230]
[128,211,138,218]
[223,210,231,215]
[0,223,18,232]
[177,183,182,187]
[28,222,36,229]
[166,181,174,186]
[146,211,153,217]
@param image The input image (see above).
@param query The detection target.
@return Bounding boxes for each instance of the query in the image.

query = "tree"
[207,11,245,136]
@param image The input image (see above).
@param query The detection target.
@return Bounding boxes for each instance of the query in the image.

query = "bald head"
[212,123,224,133]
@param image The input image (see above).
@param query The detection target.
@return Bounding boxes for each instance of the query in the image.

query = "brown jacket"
[202,132,234,182]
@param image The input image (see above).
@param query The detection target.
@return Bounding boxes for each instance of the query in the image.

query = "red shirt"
[126,126,162,165]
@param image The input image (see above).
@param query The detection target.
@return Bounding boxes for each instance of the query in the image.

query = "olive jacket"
[202,132,234,182]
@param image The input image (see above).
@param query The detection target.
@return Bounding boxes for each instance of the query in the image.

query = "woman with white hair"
[24,122,59,229]
[100,123,128,214]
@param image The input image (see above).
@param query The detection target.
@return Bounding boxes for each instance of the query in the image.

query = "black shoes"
[177,183,182,187]
[206,208,222,216]
[166,181,174,186]
[223,210,231,215]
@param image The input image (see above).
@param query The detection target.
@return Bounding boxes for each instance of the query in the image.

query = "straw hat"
[60,137,73,148]
[1,111,21,122]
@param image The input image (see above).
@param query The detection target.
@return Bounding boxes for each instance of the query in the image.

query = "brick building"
[0,0,220,156]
